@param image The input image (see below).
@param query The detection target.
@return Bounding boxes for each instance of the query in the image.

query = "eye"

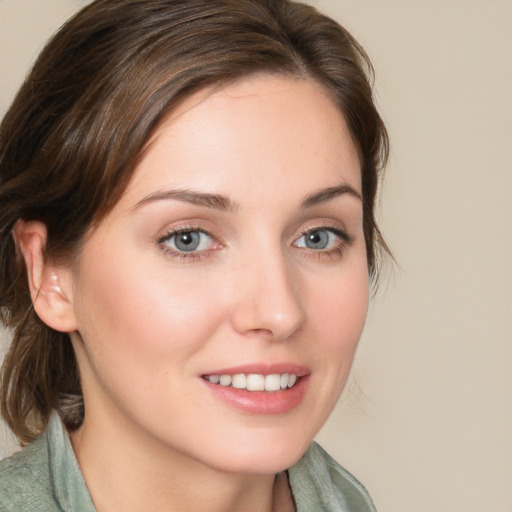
[299,229,333,250]
[293,227,349,252]
[159,229,214,253]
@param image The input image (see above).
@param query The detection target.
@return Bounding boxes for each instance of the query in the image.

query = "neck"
[69,411,295,512]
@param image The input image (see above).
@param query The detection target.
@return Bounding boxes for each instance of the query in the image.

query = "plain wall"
[1,1,511,511]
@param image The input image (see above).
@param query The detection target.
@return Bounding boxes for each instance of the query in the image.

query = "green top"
[0,413,376,511]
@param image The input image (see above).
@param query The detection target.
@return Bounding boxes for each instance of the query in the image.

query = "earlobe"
[12,220,78,333]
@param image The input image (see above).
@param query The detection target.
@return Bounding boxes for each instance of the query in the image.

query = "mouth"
[201,364,310,414]
[202,373,298,392]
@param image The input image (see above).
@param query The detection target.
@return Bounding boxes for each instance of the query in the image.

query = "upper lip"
[201,363,310,377]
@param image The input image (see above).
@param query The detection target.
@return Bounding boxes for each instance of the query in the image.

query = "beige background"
[1,1,511,511]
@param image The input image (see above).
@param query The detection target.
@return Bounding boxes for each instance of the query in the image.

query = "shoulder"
[288,442,377,512]
[1,413,96,512]
[0,435,57,511]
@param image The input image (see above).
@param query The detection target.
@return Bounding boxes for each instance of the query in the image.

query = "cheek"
[72,249,225,376]
[292,252,369,434]
[308,256,369,370]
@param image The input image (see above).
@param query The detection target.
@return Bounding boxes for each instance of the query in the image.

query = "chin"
[196,427,315,476]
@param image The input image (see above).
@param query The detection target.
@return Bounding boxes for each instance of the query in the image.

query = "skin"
[18,75,368,511]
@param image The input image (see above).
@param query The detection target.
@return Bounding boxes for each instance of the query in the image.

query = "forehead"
[120,75,361,209]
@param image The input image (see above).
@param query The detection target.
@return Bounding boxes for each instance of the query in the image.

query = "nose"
[229,252,306,341]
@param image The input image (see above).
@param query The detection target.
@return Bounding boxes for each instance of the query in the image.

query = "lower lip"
[202,376,309,415]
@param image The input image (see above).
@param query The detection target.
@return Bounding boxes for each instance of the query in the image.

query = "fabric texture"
[0,413,376,511]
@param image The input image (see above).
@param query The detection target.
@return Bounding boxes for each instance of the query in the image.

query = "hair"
[0,0,389,444]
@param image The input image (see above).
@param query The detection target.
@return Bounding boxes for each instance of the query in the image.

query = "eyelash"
[157,225,218,262]
[156,224,353,262]
[295,225,353,260]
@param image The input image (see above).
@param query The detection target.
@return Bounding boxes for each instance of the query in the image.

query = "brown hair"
[0,0,389,444]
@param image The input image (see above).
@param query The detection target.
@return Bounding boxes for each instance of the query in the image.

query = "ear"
[12,220,78,333]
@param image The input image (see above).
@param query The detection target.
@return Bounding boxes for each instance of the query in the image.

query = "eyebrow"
[300,183,362,208]
[132,188,239,212]
[132,182,361,212]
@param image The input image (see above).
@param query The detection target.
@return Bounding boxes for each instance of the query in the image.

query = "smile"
[204,373,298,392]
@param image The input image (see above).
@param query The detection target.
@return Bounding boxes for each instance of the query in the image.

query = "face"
[68,75,368,475]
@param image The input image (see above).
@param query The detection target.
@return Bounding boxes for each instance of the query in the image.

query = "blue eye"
[161,230,213,253]
[294,228,344,251]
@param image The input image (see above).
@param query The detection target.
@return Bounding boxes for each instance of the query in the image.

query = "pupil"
[306,230,328,249]
[175,231,200,251]
[309,232,321,244]
[181,233,193,245]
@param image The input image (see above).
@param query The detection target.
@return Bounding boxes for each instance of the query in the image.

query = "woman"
[0,0,389,510]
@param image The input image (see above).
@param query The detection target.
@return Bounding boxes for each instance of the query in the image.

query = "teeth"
[246,374,265,391]
[231,374,246,389]
[264,374,281,392]
[209,375,220,384]
[219,375,232,386]
[206,373,299,391]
